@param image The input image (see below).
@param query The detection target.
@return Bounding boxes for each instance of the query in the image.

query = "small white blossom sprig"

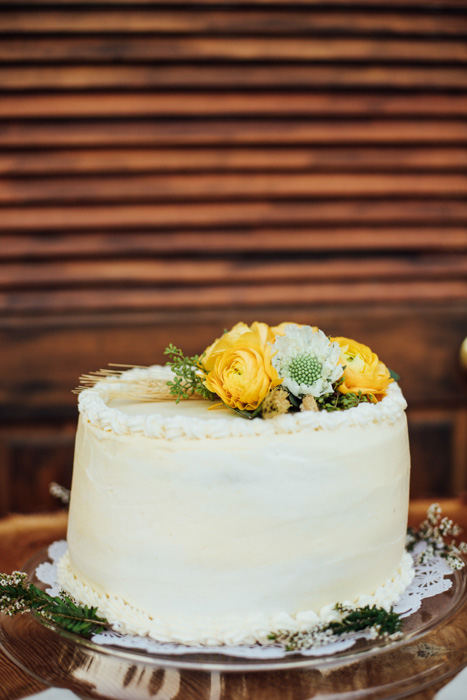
[268,604,402,651]
[406,503,467,570]
[271,326,342,399]
[49,481,70,505]
[0,571,30,616]
[0,571,110,637]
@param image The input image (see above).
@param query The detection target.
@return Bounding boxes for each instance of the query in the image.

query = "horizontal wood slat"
[2,201,466,231]
[1,0,466,509]
[2,148,467,176]
[2,66,467,90]
[2,120,466,148]
[1,37,466,63]
[2,9,467,35]
[2,230,467,258]
[3,93,467,118]
[1,2,466,308]
[1,173,466,204]
[2,256,466,289]
[2,0,466,7]
[2,281,465,315]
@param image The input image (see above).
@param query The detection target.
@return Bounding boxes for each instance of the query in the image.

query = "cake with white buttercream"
[59,323,413,646]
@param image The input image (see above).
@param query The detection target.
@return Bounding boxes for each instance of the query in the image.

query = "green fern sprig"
[268,604,402,651]
[330,604,402,636]
[163,344,215,403]
[0,571,109,638]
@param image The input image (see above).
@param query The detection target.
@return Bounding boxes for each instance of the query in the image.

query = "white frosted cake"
[60,342,413,645]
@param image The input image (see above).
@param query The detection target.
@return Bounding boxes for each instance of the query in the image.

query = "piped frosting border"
[77,365,407,440]
[58,550,414,647]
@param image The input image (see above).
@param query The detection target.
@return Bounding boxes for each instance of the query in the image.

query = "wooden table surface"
[1,500,466,700]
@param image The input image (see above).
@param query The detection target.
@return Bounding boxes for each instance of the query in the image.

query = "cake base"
[4,543,465,700]
[57,549,414,647]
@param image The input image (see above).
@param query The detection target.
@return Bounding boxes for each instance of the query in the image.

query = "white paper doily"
[36,541,454,660]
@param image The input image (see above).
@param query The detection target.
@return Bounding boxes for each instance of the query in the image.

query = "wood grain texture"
[2,201,467,231]
[1,0,466,6]
[2,173,466,204]
[0,511,68,572]
[2,256,466,288]
[2,119,465,148]
[2,283,466,316]
[2,65,467,90]
[0,0,466,512]
[1,37,466,62]
[2,147,466,175]
[3,92,467,118]
[408,411,465,498]
[2,9,466,35]
[2,230,467,258]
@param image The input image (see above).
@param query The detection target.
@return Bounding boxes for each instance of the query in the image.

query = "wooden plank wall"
[0,0,466,512]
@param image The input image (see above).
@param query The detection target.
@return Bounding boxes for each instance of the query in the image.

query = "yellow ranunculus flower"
[270,322,319,339]
[201,322,252,372]
[202,322,282,411]
[331,337,393,401]
[270,322,300,338]
[201,322,273,373]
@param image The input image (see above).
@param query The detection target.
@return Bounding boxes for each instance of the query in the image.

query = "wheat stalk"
[73,364,180,401]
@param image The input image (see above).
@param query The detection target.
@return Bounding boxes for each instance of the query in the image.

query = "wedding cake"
[59,323,413,646]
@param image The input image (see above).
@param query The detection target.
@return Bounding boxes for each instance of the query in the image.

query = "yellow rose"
[203,322,282,411]
[331,337,393,401]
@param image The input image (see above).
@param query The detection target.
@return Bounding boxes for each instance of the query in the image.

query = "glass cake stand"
[1,548,467,700]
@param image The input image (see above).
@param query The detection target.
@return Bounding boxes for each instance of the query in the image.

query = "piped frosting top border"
[77,365,407,440]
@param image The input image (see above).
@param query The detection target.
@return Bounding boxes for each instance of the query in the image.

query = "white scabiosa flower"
[271,325,342,398]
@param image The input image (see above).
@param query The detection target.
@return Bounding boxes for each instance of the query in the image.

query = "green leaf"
[287,393,302,408]
[230,403,263,420]
[389,368,401,382]
[0,575,110,639]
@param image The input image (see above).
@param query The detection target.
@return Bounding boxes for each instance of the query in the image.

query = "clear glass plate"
[1,548,467,699]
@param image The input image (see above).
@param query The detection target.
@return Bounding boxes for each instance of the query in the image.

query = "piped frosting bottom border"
[57,550,415,647]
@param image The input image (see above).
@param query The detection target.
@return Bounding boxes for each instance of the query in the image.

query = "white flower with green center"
[271,325,343,398]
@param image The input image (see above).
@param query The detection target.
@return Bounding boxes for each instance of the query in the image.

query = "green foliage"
[286,392,302,409]
[331,604,402,636]
[268,604,402,651]
[163,344,215,403]
[230,404,264,420]
[316,377,373,412]
[0,572,109,638]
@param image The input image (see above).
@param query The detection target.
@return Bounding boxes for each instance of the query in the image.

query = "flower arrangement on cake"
[164,321,399,420]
